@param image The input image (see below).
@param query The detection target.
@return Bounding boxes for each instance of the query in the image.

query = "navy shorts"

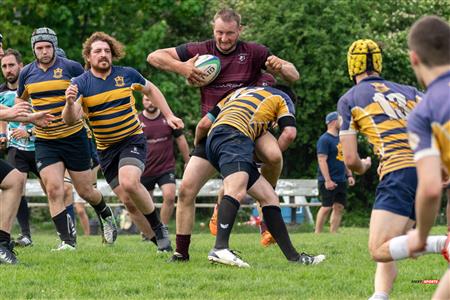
[373,167,417,220]
[206,125,260,189]
[319,181,347,207]
[0,159,15,184]
[98,134,147,189]
[7,148,40,178]
[34,128,91,172]
[141,169,176,191]
[191,137,207,159]
[88,138,100,169]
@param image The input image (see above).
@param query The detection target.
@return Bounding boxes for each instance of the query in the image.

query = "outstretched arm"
[265,55,300,83]
[141,80,184,130]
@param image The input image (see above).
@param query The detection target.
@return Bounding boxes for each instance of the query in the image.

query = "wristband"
[26,128,33,136]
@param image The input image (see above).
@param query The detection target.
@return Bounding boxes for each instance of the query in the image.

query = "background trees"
[1,0,448,223]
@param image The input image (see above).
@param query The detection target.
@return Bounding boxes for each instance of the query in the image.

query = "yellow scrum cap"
[347,39,382,80]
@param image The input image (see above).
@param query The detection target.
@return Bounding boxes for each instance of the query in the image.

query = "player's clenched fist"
[65,84,78,104]
[265,55,283,72]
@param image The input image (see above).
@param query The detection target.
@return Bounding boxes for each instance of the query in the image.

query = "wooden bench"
[22,179,321,224]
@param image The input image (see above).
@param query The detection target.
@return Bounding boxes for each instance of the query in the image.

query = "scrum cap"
[347,39,382,80]
[31,27,58,50]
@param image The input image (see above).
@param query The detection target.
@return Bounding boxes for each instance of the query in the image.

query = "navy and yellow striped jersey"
[72,66,146,150]
[408,71,450,172]
[17,56,85,139]
[209,86,296,141]
[337,76,423,179]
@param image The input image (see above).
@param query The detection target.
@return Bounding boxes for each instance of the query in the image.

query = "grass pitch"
[1,226,447,299]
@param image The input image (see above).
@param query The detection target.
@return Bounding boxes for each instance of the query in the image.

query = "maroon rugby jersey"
[138,112,183,177]
[176,39,271,116]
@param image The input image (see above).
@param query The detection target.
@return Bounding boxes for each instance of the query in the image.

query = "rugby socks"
[214,195,240,250]
[175,234,191,258]
[52,210,76,246]
[389,235,447,260]
[91,197,112,219]
[150,236,157,246]
[0,230,10,245]
[16,196,31,237]
[66,204,75,223]
[262,205,300,261]
[259,222,269,234]
[144,209,162,230]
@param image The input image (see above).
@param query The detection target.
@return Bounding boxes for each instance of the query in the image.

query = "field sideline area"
[1,226,447,299]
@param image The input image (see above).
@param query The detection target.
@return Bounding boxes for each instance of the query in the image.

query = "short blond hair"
[212,8,241,26]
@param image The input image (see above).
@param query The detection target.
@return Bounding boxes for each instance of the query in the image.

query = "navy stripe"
[94,120,139,136]
[380,127,406,138]
[372,114,390,124]
[384,145,413,154]
[30,89,66,99]
[96,126,141,141]
[88,96,130,113]
[384,139,409,147]
[222,104,254,117]
[90,108,133,121]
[91,114,135,129]
[247,92,266,101]
[33,101,65,111]
[237,99,259,109]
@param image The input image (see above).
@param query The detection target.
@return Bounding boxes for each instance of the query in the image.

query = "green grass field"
[1,226,447,299]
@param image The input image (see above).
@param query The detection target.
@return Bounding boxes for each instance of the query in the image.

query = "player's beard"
[5,73,19,84]
[145,106,158,114]
[92,59,111,73]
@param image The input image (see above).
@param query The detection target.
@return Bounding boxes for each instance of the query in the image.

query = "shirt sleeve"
[70,61,85,77]
[317,135,329,155]
[126,67,147,91]
[338,94,357,135]
[407,102,440,161]
[175,42,201,62]
[251,43,270,70]
[17,66,29,100]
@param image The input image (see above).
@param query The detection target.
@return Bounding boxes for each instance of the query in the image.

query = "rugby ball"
[187,54,221,87]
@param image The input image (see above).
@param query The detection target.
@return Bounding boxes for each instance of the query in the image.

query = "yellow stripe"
[89,103,131,118]
[84,87,130,107]
[95,129,142,150]
[35,122,83,139]
[93,117,138,134]
[89,113,138,129]
[25,80,70,94]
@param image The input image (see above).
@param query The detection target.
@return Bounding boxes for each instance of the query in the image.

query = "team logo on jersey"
[53,68,63,79]
[237,53,248,64]
[114,76,125,87]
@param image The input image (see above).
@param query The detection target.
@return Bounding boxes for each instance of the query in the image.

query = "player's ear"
[408,50,420,67]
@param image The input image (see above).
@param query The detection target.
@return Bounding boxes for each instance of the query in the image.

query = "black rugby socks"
[214,195,240,250]
[262,205,300,261]
[16,196,31,237]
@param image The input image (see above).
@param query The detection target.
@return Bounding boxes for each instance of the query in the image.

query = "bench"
[22,179,321,224]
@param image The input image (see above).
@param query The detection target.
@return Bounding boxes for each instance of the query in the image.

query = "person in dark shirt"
[139,95,189,227]
[315,111,354,234]
[147,7,299,262]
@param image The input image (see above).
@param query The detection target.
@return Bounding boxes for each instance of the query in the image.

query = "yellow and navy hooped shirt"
[209,86,296,141]
[72,66,146,150]
[337,76,423,179]
[408,71,450,173]
[17,57,85,139]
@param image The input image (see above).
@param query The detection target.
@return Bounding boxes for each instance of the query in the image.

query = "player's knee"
[46,184,64,201]
[265,151,282,166]
[76,186,94,201]
[332,203,344,214]
[368,244,384,262]
[178,183,195,205]
[120,177,141,195]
